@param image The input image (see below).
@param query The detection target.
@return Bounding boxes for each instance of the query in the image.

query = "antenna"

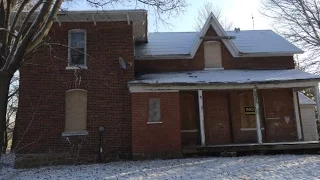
[252,13,255,30]
[119,57,127,70]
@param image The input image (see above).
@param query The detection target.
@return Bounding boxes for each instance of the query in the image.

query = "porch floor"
[182,141,320,154]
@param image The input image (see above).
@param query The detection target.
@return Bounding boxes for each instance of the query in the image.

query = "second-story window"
[68,29,86,67]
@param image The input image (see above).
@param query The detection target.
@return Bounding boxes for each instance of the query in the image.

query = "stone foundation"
[14,153,131,168]
[132,152,183,161]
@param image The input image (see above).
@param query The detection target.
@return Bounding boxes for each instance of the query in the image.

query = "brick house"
[15,10,320,167]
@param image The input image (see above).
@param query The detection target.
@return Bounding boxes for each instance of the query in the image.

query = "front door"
[180,91,200,146]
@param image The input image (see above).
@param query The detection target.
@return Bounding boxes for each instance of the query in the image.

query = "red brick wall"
[15,21,134,159]
[203,91,232,145]
[262,89,297,142]
[201,89,297,145]
[135,26,295,73]
[131,92,181,155]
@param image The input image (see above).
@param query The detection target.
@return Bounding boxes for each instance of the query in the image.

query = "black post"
[98,126,104,162]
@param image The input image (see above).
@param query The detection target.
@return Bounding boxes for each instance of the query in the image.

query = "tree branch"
[27,0,64,53]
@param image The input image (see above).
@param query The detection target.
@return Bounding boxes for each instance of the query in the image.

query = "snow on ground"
[1,154,320,180]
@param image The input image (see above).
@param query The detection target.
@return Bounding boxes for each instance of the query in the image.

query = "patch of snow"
[1,154,320,180]
[131,69,320,85]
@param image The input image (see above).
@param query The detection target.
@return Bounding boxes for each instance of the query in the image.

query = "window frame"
[147,98,162,124]
[67,29,87,69]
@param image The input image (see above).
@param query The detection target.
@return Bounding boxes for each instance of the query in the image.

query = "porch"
[179,88,319,149]
[182,141,320,154]
[129,69,320,156]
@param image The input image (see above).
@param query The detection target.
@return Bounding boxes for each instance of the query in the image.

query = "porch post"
[292,90,302,141]
[253,88,263,144]
[314,84,320,121]
[198,90,206,146]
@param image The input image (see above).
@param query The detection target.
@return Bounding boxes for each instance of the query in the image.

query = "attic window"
[204,41,223,69]
[67,29,87,69]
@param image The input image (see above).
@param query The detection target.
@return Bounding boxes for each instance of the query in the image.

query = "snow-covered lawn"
[1,154,320,180]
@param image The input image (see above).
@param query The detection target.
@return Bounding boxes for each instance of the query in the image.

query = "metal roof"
[135,32,198,57]
[130,69,320,85]
[228,30,303,54]
[135,30,303,58]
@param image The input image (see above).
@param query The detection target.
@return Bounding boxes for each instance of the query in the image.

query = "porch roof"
[130,69,320,85]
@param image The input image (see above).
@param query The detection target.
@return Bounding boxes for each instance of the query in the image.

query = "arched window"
[63,89,87,136]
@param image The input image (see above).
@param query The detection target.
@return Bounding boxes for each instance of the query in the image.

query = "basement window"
[67,29,87,69]
[62,89,88,136]
[148,98,161,124]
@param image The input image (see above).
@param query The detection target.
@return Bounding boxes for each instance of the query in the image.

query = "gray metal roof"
[135,30,303,57]
[228,30,303,54]
[135,32,198,57]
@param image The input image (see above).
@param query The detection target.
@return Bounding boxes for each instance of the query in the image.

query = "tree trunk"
[0,73,11,157]
[3,122,7,153]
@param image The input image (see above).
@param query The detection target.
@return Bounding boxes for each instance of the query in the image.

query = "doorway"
[180,91,200,146]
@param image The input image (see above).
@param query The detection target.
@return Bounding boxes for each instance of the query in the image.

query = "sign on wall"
[244,107,255,115]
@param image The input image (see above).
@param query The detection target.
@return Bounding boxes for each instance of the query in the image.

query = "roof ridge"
[149,32,198,34]
[226,29,273,32]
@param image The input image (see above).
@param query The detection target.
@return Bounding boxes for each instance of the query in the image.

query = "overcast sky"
[66,0,273,32]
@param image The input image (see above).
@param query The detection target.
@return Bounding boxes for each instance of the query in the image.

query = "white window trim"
[67,29,87,69]
[62,130,88,137]
[147,122,163,125]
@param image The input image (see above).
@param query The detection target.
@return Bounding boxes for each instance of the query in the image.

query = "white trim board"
[129,81,318,93]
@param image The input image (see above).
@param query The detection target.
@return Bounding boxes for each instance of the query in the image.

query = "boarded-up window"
[239,92,256,129]
[204,41,222,68]
[65,89,87,133]
[148,98,161,122]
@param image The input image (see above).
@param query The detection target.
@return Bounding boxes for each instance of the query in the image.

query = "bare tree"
[0,0,186,157]
[4,73,18,153]
[261,0,320,73]
[194,1,234,31]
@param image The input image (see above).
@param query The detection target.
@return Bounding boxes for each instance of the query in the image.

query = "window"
[68,29,86,68]
[204,41,222,69]
[239,92,264,130]
[148,98,161,123]
[63,89,88,136]
[239,92,256,129]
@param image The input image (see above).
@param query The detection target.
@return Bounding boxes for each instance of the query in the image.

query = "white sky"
[66,0,273,32]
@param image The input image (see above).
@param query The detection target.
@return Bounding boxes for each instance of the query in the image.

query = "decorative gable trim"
[190,13,239,58]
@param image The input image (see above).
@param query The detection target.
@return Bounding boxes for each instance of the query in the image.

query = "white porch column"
[253,88,263,144]
[293,90,303,141]
[198,90,206,146]
[314,84,320,121]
